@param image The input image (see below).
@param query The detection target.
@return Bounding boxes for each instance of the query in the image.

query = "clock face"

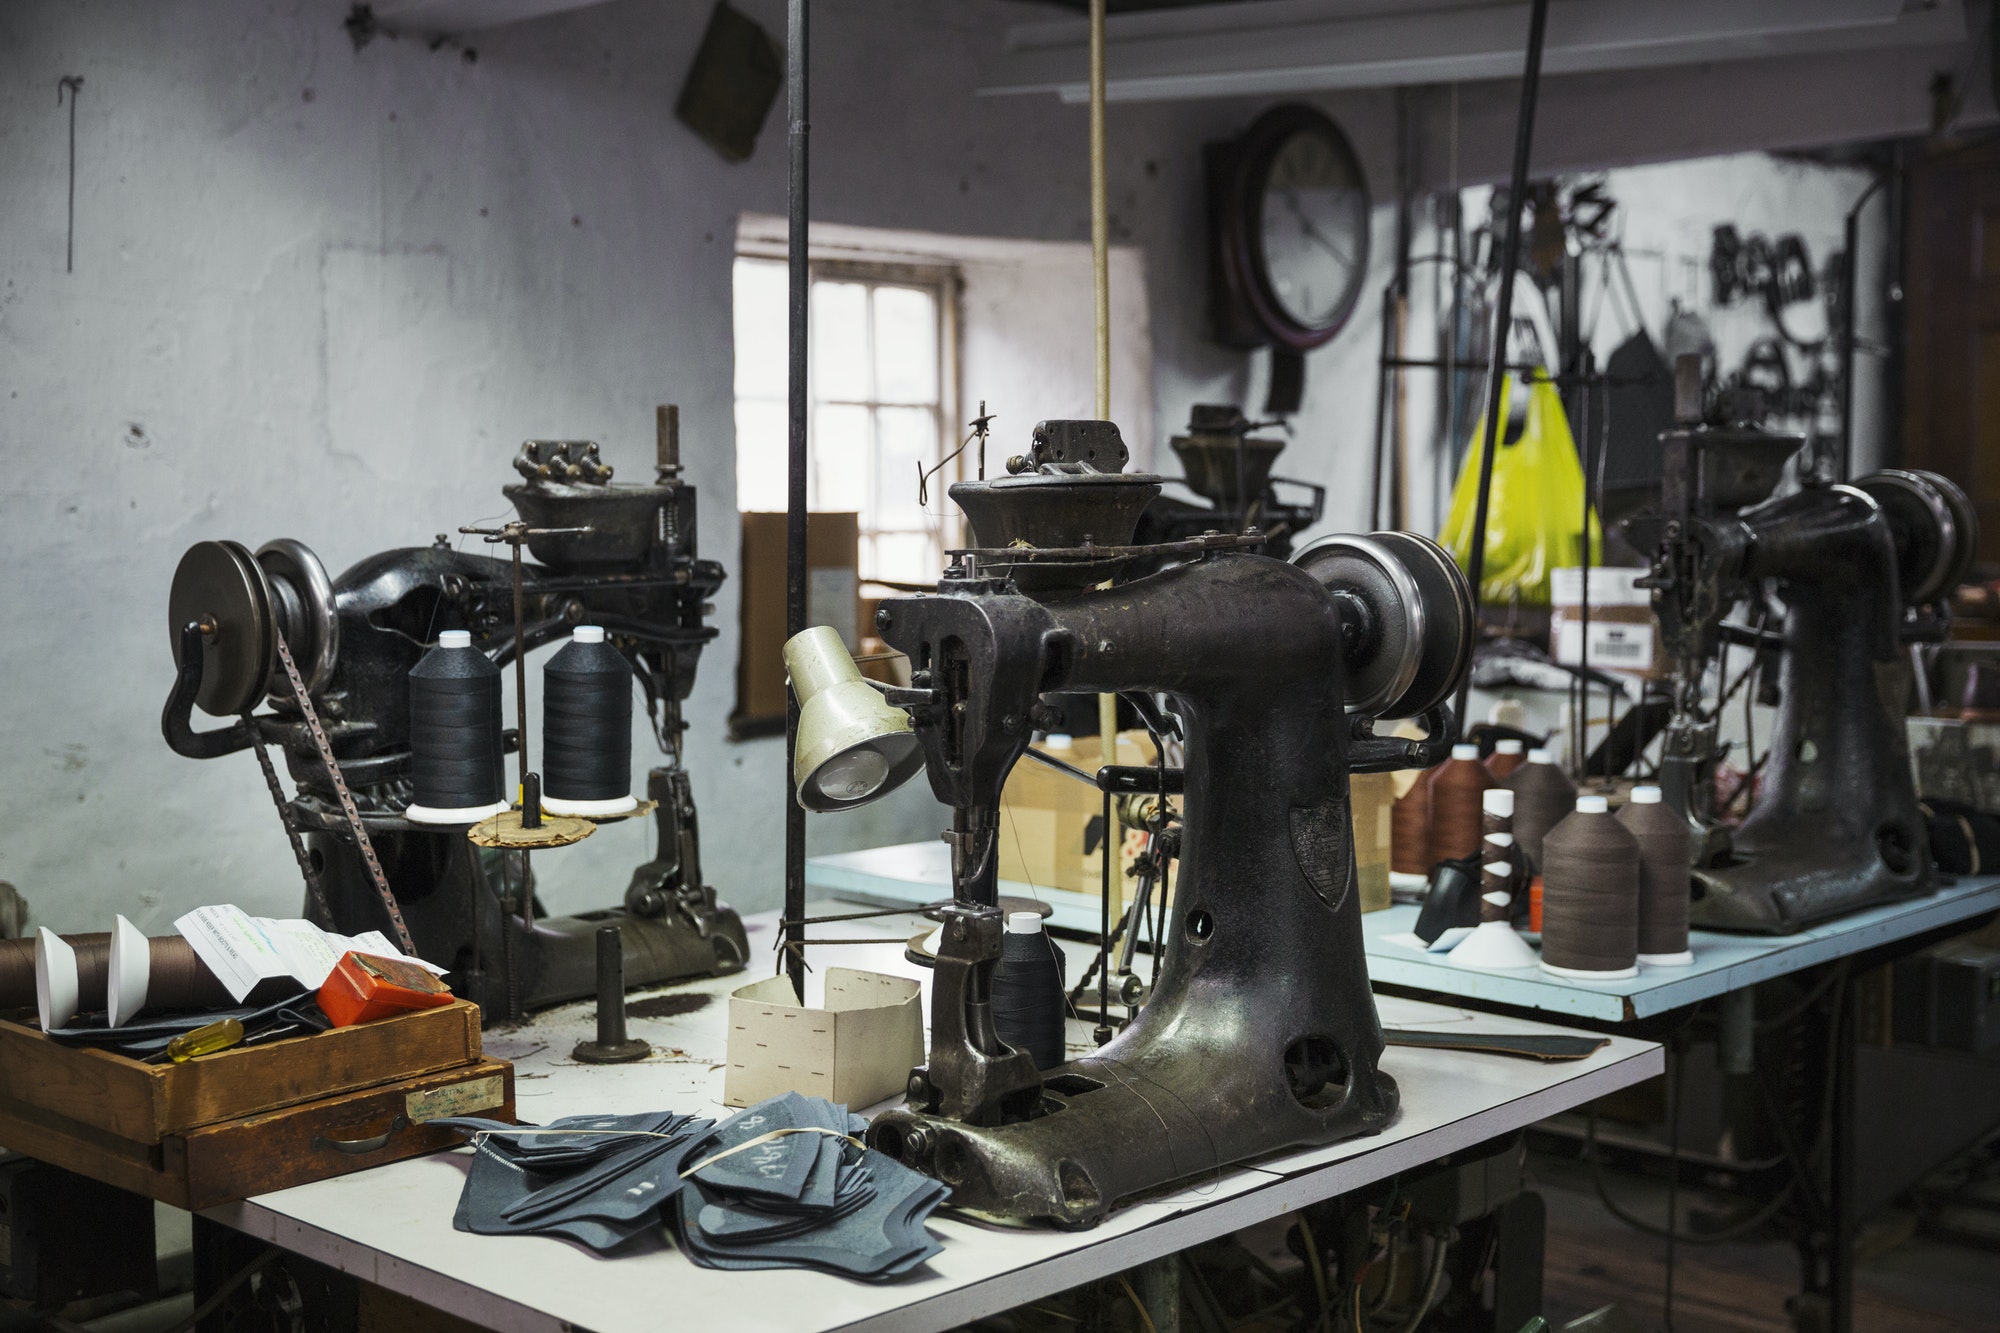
[1256,127,1369,332]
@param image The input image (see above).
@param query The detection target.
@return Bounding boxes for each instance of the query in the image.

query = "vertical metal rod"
[1089,0,1109,419]
[1097,784,1112,1042]
[1090,0,1120,923]
[593,925,630,1047]
[1452,0,1551,730]
[57,77,81,274]
[512,540,530,790]
[1829,982,1857,1333]
[783,0,811,1003]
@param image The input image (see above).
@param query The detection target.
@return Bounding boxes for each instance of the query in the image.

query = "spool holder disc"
[466,811,597,850]
[255,538,338,698]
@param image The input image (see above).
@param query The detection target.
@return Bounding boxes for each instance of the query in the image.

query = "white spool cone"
[36,928,79,1032]
[1447,920,1539,971]
[108,915,150,1028]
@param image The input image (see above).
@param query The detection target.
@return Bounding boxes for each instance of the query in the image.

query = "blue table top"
[806,842,2000,1024]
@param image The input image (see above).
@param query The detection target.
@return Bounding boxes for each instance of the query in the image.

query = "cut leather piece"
[1384,1029,1608,1061]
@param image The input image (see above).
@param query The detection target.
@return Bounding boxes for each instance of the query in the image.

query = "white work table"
[207,901,1660,1333]
[810,843,2000,1024]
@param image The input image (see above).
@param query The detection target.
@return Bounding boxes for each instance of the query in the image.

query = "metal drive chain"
[241,714,335,926]
[272,631,416,954]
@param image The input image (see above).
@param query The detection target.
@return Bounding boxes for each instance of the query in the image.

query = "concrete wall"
[0,0,1944,933]
[0,0,1400,931]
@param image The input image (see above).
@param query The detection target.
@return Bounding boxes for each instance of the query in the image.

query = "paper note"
[175,905,445,1002]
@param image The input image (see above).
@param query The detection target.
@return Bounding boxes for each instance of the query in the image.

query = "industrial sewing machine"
[1633,374,1975,934]
[794,419,1472,1225]
[1131,404,1325,561]
[160,422,749,1015]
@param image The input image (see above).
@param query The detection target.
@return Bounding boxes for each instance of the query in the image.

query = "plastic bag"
[1439,373,1598,608]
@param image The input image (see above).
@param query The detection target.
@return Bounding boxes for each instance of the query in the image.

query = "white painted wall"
[0,0,1400,932]
[0,0,1931,935]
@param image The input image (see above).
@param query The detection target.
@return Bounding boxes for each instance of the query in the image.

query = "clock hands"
[1277,190,1353,267]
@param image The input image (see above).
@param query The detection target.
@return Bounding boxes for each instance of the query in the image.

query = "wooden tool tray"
[0,1000,512,1209]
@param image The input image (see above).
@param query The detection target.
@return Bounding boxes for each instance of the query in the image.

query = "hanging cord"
[56,77,82,274]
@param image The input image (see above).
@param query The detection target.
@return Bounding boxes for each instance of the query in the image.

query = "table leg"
[1137,1254,1181,1333]
[1827,979,1856,1333]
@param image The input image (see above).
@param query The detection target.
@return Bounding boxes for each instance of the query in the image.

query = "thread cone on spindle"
[990,911,1066,1069]
[1427,743,1494,863]
[542,626,638,816]
[405,630,510,824]
[1539,794,1640,979]
[1504,746,1576,874]
[1391,773,1431,875]
[1619,785,1695,966]
[1447,787,1537,970]
[1485,738,1525,780]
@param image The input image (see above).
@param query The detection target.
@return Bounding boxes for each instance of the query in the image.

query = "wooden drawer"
[0,1058,512,1210]
[0,1000,484,1143]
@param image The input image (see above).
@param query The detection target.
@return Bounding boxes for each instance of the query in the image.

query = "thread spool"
[542,626,637,816]
[406,630,510,824]
[990,911,1066,1069]
[2,931,233,1021]
[1620,784,1694,966]
[1390,776,1431,875]
[1447,790,1539,970]
[1479,788,1515,923]
[1427,743,1494,863]
[1485,738,1525,780]
[1539,794,1640,979]
[1505,746,1576,873]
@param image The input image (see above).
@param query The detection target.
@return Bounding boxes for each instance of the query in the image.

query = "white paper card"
[174,906,444,1002]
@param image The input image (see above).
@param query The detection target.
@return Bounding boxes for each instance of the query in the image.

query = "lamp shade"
[784,627,924,812]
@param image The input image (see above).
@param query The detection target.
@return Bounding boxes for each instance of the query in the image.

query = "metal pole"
[783,0,810,1003]
[1090,0,1109,419]
[1089,0,1121,937]
[1451,0,1551,730]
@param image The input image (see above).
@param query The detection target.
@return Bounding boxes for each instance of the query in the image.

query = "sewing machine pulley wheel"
[1855,469,1978,606]
[169,539,339,717]
[1292,530,1474,719]
[255,538,339,697]
[169,540,276,717]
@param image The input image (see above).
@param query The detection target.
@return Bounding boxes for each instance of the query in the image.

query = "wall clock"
[1209,103,1372,357]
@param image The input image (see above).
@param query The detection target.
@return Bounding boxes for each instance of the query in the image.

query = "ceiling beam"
[984,0,1965,102]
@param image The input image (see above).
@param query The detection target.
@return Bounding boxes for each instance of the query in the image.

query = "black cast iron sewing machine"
[160,421,749,1016]
[793,419,1473,1226]
[1630,368,1976,934]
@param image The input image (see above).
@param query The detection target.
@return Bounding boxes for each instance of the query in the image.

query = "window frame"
[730,252,965,587]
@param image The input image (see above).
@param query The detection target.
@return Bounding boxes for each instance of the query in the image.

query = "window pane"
[875,406,937,530]
[732,259,788,400]
[813,402,871,514]
[873,286,938,405]
[734,399,788,511]
[868,531,940,587]
[812,281,871,402]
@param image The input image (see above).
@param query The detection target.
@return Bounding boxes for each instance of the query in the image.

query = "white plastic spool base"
[1638,950,1696,967]
[1446,920,1540,971]
[405,800,513,825]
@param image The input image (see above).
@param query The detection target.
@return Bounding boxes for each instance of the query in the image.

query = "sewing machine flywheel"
[1292,530,1474,719]
[168,538,338,716]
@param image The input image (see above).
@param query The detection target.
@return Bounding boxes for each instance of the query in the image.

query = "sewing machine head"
[1626,365,1976,932]
[789,418,1472,1224]
[161,427,747,1015]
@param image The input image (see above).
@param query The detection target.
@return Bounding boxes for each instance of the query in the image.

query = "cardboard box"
[998,731,1171,899]
[1351,771,1394,912]
[735,511,860,731]
[1548,566,1665,680]
[723,967,923,1109]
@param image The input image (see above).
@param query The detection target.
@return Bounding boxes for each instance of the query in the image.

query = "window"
[732,257,956,586]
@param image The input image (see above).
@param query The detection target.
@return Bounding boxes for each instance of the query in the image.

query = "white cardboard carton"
[723,967,924,1109]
